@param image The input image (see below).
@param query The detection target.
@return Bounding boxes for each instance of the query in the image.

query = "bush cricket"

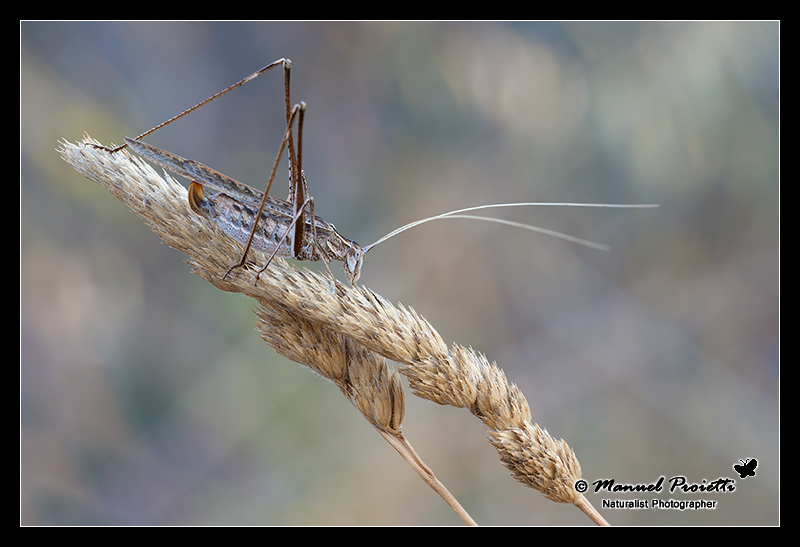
[95,59,657,286]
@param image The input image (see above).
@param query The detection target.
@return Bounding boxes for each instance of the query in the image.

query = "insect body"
[124,132,656,285]
[101,59,656,287]
[125,136,365,284]
[188,181,364,284]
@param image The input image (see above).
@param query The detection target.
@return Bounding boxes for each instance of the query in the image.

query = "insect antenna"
[361,202,659,255]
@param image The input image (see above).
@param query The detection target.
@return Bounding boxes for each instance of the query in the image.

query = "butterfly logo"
[733,458,757,478]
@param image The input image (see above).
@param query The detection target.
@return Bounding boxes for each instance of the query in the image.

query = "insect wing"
[124,137,265,209]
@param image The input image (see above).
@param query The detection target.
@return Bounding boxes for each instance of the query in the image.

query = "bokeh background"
[21,22,778,525]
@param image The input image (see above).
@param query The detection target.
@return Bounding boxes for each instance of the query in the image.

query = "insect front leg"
[303,189,337,283]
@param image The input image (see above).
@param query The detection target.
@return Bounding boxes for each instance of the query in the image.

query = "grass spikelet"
[254,304,406,435]
[59,135,608,526]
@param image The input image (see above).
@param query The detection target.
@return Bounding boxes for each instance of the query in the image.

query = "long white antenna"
[362,202,659,253]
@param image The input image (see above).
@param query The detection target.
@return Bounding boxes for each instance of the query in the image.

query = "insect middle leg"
[249,102,336,284]
[290,102,335,280]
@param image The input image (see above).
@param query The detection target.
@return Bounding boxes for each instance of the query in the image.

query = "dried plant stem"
[60,135,608,526]
[575,494,609,526]
[255,303,475,524]
[376,429,477,526]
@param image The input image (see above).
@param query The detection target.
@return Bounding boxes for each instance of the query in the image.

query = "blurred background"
[21,22,778,525]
